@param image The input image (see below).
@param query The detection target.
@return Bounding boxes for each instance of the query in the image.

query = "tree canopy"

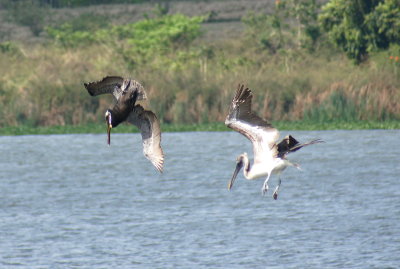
[319,0,400,63]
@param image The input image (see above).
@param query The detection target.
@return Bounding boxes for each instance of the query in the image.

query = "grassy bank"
[1,39,399,128]
[1,120,399,136]
[1,5,399,129]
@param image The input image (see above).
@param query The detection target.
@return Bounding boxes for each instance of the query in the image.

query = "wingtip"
[311,139,325,144]
[155,161,164,173]
[234,83,252,102]
[226,83,253,125]
[83,82,95,96]
[153,156,164,174]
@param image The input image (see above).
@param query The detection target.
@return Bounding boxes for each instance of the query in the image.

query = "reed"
[0,16,399,129]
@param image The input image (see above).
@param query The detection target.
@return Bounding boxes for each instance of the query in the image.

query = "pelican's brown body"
[84,76,164,173]
[85,77,146,127]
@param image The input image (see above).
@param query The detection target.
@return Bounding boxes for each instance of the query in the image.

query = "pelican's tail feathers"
[289,138,324,153]
[277,136,324,158]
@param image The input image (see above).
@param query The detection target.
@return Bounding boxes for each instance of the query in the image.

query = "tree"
[319,0,400,63]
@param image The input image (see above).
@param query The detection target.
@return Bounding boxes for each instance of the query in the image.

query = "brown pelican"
[84,76,164,173]
[225,84,323,199]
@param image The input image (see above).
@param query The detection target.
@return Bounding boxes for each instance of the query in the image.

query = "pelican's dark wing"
[277,135,300,158]
[127,104,164,173]
[225,84,279,164]
[84,76,124,101]
[277,135,324,158]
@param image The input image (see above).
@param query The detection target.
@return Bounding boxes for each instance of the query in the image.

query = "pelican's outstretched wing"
[84,76,125,101]
[225,84,279,163]
[84,76,147,103]
[127,104,164,173]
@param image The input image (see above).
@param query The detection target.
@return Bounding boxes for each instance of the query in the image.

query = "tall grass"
[0,13,399,129]
[1,41,399,128]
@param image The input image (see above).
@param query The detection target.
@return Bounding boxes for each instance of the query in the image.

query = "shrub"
[0,41,22,56]
[46,13,204,58]
[319,0,400,63]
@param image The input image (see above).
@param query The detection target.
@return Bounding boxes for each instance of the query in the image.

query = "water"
[0,130,399,268]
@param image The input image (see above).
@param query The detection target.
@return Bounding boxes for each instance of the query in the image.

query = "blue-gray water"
[1,130,399,268]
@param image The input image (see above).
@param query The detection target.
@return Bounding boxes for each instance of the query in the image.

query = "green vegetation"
[1,120,399,136]
[0,0,399,135]
[0,122,222,136]
[46,13,203,52]
[320,0,400,63]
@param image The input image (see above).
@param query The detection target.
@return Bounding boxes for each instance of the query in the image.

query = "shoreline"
[1,120,399,136]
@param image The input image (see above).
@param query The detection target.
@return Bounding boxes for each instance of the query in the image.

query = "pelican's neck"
[241,153,252,179]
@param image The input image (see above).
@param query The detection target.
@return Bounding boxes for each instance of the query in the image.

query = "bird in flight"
[84,76,164,173]
[225,84,323,199]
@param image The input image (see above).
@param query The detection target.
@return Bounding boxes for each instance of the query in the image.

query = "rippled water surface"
[1,130,399,268]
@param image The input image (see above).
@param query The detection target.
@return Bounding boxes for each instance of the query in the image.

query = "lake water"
[0,130,399,268]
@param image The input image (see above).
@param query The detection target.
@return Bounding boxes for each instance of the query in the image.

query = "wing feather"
[225,84,280,164]
[127,105,164,173]
[84,76,124,100]
[277,136,323,158]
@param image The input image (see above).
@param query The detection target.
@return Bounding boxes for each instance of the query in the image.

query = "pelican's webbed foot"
[272,178,282,200]
[261,184,269,195]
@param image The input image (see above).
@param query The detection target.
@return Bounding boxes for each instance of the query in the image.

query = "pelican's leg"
[261,174,271,196]
[273,176,282,200]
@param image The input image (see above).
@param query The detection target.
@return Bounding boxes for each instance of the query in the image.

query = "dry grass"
[1,32,399,128]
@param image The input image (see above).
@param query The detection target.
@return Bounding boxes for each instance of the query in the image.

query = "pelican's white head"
[237,152,248,162]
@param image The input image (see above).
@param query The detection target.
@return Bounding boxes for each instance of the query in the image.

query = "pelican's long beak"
[107,124,112,146]
[228,161,243,190]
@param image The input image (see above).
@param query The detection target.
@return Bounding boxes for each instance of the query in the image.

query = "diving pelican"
[84,76,164,173]
[225,84,323,199]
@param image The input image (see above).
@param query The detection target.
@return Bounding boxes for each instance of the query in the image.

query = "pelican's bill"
[228,159,244,190]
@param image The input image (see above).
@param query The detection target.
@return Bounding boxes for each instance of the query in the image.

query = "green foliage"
[46,13,111,47]
[46,14,204,59]
[46,25,101,47]
[2,120,400,136]
[319,0,400,63]
[119,14,203,58]
[2,7,400,130]
[275,120,400,130]
[365,0,400,50]
[0,41,22,56]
